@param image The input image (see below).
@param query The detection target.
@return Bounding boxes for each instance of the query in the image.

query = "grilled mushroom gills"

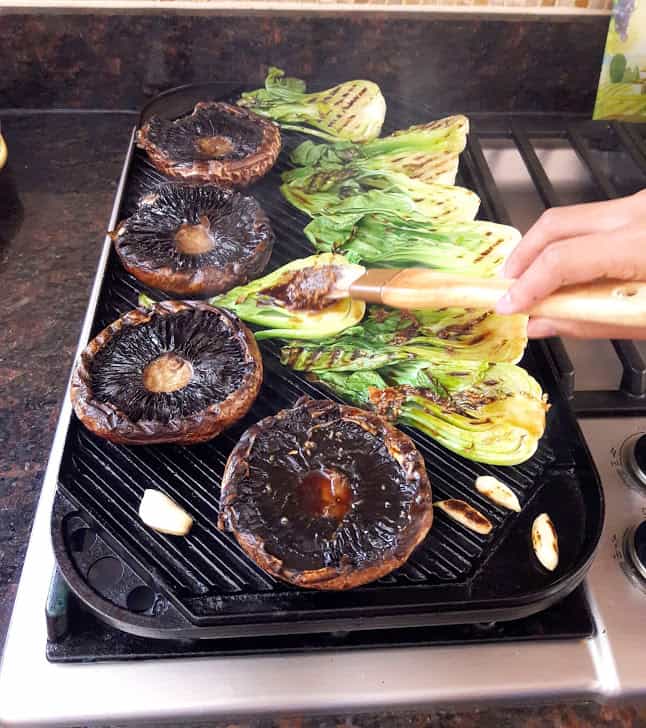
[112,185,274,297]
[137,101,281,187]
[71,301,262,445]
[219,398,433,590]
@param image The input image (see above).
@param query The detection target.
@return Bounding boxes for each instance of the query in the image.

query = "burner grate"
[472,117,646,415]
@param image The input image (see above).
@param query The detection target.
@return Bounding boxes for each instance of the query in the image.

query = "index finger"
[504,197,643,279]
[498,227,646,315]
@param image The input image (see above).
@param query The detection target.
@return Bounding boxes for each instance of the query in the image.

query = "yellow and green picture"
[594,0,646,121]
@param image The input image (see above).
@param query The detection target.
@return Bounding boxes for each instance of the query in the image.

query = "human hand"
[496,190,646,339]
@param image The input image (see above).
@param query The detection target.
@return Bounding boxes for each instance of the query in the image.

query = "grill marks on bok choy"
[304,209,520,276]
[209,254,365,341]
[281,306,528,369]
[280,112,480,222]
[312,361,548,466]
[238,67,386,142]
[291,115,469,186]
[234,86,547,465]
[281,166,481,222]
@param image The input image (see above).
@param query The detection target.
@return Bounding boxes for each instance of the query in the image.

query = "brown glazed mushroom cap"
[218,398,433,590]
[136,102,282,188]
[111,184,274,298]
[71,301,262,445]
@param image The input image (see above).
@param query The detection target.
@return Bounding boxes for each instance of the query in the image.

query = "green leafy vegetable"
[314,359,547,466]
[305,208,520,275]
[238,67,386,142]
[291,115,469,185]
[137,293,156,310]
[281,306,528,369]
[281,166,480,221]
[209,253,365,340]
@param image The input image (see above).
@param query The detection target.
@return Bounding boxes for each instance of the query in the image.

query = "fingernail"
[496,292,516,314]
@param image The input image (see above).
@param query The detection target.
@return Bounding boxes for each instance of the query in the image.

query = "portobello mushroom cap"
[111,184,274,297]
[136,102,281,187]
[218,398,433,590]
[71,301,262,445]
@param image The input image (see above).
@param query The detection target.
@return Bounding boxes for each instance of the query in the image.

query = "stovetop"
[45,583,596,663]
[1,114,646,725]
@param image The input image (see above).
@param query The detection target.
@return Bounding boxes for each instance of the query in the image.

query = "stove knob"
[625,521,646,582]
[620,433,646,490]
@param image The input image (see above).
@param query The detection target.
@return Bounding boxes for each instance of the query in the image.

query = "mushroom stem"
[143,353,193,393]
[174,216,215,255]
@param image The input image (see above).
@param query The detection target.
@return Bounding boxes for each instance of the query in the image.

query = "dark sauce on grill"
[297,469,351,523]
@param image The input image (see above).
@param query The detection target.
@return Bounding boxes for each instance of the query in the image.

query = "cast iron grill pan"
[51,84,604,640]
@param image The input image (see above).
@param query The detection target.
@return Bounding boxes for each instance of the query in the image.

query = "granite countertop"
[0,111,136,641]
[1,110,646,728]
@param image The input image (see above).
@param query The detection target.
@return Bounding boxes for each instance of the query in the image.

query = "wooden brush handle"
[349,269,646,326]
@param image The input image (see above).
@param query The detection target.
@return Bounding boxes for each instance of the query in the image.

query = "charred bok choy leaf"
[281,167,480,222]
[238,67,386,142]
[291,115,469,186]
[210,254,365,340]
[281,306,528,369]
[314,360,548,466]
[304,209,520,276]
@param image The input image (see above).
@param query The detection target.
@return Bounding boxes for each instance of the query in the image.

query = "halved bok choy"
[304,209,520,276]
[281,166,480,222]
[291,115,469,185]
[281,306,528,369]
[209,254,365,340]
[314,360,548,466]
[238,67,386,142]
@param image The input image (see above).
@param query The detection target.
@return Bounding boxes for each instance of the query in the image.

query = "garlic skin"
[475,475,521,512]
[532,513,559,571]
[139,489,194,536]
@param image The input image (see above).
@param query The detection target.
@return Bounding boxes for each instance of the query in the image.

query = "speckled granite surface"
[0,111,137,649]
[0,13,609,114]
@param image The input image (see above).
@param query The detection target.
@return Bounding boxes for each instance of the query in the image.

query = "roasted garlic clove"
[475,475,521,512]
[435,499,492,535]
[139,489,194,536]
[532,512,559,571]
